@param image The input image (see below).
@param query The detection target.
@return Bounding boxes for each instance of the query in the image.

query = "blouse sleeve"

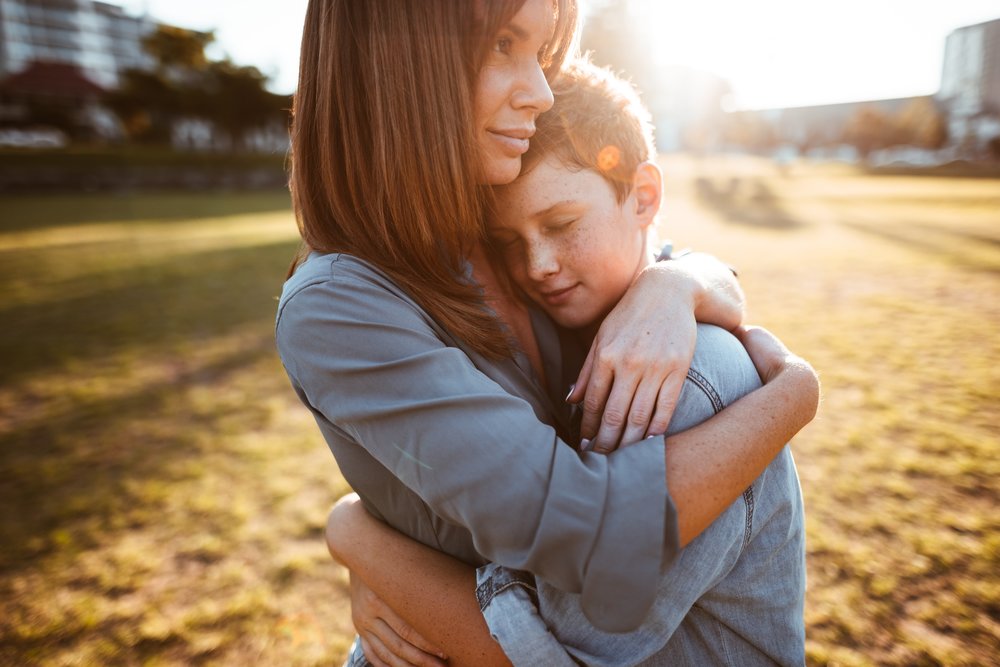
[275,256,678,631]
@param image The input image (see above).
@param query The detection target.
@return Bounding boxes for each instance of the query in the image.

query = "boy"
[330,60,808,666]
[475,60,807,665]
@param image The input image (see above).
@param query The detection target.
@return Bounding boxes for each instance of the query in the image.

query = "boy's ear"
[631,161,662,228]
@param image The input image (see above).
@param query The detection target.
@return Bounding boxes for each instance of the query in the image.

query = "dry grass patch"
[1,165,997,665]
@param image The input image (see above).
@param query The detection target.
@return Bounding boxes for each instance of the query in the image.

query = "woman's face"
[474,0,557,185]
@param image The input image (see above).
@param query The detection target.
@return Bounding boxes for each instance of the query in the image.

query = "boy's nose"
[526,242,559,281]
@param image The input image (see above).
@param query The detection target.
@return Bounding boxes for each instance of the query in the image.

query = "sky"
[118,0,1000,110]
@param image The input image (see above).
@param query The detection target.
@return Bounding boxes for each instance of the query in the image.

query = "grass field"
[1,158,997,666]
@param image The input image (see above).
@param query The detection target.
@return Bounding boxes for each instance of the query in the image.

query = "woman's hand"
[569,255,744,453]
[327,495,448,667]
[350,571,449,667]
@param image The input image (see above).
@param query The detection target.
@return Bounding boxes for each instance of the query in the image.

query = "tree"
[142,25,215,74]
[842,106,893,161]
[895,98,948,150]
[197,60,289,149]
[721,111,779,154]
[105,25,288,150]
[106,69,180,143]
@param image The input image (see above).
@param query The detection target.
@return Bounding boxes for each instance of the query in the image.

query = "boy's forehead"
[496,157,592,219]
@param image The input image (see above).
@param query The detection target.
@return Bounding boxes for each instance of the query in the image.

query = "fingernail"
[580,438,592,452]
[565,383,576,402]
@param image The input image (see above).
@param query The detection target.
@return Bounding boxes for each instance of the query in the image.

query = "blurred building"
[938,17,1000,154]
[712,17,1000,163]
[0,0,155,90]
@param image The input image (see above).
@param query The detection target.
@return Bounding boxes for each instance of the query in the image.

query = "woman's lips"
[487,129,532,155]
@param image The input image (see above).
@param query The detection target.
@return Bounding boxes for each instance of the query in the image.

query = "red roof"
[0,61,106,98]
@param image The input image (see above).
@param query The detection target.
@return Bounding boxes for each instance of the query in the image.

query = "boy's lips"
[539,283,579,306]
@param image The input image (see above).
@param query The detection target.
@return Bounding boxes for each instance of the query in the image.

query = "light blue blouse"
[275,251,679,631]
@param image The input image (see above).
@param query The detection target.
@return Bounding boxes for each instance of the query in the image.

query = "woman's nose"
[512,59,554,113]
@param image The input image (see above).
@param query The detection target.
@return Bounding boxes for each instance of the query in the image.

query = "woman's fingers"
[644,370,685,440]
[350,572,447,667]
[618,374,663,447]
[589,371,640,453]
[360,635,390,667]
[568,344,595,405]
[375,602,448,665]
[577,357,613,444]
[369,618,447,667]
[362,630,412,667]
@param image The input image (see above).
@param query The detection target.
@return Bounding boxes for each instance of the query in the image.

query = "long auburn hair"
[289,0,578,359]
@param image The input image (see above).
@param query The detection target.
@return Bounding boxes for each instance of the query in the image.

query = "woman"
[275,0,818,664]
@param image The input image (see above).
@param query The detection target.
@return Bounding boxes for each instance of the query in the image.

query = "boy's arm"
[331,328,816,663]
[666,325,818,544]
[326,495,513,667]
[569,252,745,451]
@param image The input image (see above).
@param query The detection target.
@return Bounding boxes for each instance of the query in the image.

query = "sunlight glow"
[118,0,1000,109]
[603,0,1000,109]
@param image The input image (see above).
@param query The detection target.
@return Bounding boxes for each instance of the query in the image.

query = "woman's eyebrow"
[504,21,530,41]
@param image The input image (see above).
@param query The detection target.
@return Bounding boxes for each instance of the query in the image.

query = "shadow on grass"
[0,336,279,572]
[907,222,1000,249]
[0,239,299,385]
[0,190,293,233]
[693,176,806,230]
[840,220,1000,274]
[0,236,302,573]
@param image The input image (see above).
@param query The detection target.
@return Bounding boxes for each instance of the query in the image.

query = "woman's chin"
[482,157,523,186]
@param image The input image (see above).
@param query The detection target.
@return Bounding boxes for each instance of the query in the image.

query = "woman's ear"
[631,161,662,228]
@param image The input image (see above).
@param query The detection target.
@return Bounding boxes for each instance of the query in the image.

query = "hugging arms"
[278,252,817,665]
[279,1,818,664]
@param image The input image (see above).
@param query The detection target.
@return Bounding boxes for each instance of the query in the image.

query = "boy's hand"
[570,269,699,452]
[734,324,817,388]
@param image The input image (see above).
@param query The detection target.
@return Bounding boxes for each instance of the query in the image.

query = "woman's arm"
[569,252,745,452]
[326,495,511,667]
[277,257,675,629]
[331,327,818,663]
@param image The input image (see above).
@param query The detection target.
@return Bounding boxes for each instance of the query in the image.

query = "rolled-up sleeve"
[275,257,677,630]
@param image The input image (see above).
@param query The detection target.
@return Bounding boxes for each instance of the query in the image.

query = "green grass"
[0,190,353,665]
[1,160,998,665]
[662,155,999,666]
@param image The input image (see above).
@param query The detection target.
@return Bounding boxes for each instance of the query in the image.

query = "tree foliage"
[842,99,948,160]
[106,25,288,150]
[142,26,215,73]
[721,112,780,154]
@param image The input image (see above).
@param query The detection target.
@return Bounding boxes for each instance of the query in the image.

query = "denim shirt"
[275,252,679,631]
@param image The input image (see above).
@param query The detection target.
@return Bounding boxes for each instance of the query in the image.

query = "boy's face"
[490,155,651,330]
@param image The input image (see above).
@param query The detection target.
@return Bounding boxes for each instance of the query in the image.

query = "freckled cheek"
[558,229,590,274]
